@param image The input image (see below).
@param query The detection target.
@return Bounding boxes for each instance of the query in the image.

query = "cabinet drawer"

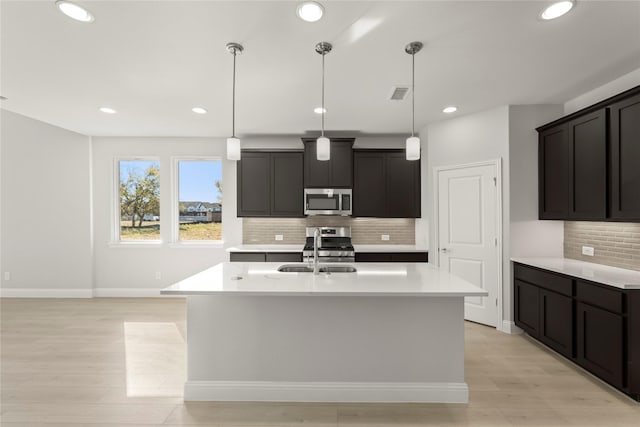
[355,253,391,262]
[576,280,624,314]
[230,252,266,262]
[265,252,302,263]
[390,252,429,263]
[514,264,573,297]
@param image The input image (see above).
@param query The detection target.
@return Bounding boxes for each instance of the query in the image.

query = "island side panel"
[185,294,466,402]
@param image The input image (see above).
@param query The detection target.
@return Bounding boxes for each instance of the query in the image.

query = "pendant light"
[315,41,332,161]
[226,42,243,161]
[405,41,423,161]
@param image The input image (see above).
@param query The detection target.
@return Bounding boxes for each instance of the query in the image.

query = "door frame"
[433,158,503,329]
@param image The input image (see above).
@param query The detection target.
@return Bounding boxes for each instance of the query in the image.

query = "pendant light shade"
[405,41,423,161]
[317,136,330,161]
[226,42,243,161]
[315,41,332,161]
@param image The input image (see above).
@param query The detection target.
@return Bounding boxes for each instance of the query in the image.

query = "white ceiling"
[1,1,639,137]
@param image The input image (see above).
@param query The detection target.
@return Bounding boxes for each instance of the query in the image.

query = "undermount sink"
[277,264,357,273]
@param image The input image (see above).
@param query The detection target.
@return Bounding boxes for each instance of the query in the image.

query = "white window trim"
[110,156,162,246]
[171,156,224,246]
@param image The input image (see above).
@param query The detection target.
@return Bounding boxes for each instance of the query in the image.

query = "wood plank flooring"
[1,298,638,426]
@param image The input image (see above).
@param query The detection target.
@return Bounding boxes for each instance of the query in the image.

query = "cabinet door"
[355,252,391,262]
[539,289,573,358]
[303,140,330,188]
[390,252,428,262]
[567,109,607,220]
[386,152,421,218]
[265,252,303,262]
[539,125,568,219]
[230,252,266,262]
[514,279,540,337]
[330,140,354,188]
[610,93,640,220]
[237,152,271,216]
[576,302,624,388]
[353,152,386,217]
[271,153,304,217]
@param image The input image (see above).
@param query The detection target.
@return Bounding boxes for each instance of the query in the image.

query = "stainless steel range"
[302,226,355,263]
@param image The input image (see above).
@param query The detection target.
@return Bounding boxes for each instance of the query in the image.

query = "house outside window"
[177,159,222,241]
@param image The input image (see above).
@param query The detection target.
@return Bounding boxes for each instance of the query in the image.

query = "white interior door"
[437,163,499,327]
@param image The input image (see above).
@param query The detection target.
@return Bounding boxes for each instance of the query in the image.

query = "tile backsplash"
[564,221,640,271]
[243,217,415,245]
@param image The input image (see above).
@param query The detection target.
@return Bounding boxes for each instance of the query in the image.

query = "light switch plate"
[381,234,390,241]
[582,246,595,256]
[275,234,284,241]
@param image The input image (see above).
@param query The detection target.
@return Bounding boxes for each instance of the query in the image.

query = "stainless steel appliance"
[302,226,355,263]
[304,188,352,216]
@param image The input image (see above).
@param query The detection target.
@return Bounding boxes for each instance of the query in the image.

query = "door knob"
[440,248,450,253]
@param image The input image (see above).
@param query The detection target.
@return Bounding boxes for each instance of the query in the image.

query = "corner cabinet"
[237,151,304,217]
[302,138,354,188]
[353,150,421,218]
[513,262,640,401]
[537,85,640,222]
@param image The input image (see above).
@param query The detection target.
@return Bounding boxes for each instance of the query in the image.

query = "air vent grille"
[389,86,409,101]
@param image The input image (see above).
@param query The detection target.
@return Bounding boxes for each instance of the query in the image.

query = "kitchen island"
[161,262,487,403]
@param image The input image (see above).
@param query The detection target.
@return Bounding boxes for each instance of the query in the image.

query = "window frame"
[111,156,162,246]
[170,156,224,247]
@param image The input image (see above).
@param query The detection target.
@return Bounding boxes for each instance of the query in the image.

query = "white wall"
[1,110,93,296]
[564,68,640,114]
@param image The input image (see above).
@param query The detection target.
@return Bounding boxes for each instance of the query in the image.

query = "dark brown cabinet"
[230,252,302,262]
[353,150,420,218]
[302,138,354,188]
[355,252,428,263]
[539,125,568,219]
[513,262,640,401]
[567,109,607,220]
[237,151,303,217]
[537,85,640,222]
[610,92,640,220]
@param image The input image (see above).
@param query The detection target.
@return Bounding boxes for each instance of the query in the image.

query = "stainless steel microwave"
[304,188,352,216]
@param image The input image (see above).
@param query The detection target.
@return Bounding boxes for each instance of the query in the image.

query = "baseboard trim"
[0,288,94,298]
[93,288,183,298]
[184,381,469,403]
[500,320,523,334]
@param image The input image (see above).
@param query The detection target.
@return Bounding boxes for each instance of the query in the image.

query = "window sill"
[108,241,163,248]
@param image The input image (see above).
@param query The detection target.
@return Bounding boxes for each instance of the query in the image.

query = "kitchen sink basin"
[277,264,357,273]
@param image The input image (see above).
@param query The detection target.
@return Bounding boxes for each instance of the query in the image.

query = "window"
[177,160,222,241]
[118,159,160,241]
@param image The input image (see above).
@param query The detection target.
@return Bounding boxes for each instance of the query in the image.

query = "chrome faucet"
[313,227,322,275]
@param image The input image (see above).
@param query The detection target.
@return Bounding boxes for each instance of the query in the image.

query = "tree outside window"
[119,160,160,241]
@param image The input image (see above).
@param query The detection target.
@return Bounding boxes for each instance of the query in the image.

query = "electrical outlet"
[582,246,595,256]
[3,272,10,281]
[381,234,390,241]
[275,234,284,241]
[155,271,162,280]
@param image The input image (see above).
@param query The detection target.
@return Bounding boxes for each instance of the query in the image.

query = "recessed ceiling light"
[55,1,94,23]
[443,106,458,114]
[314,107,327,114]
[541,1,574,20]
[99,107,116,114]
[297,2,324,22]
[192,107,207,114]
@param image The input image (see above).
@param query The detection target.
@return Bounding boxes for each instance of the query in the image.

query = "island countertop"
[161,262,487,297]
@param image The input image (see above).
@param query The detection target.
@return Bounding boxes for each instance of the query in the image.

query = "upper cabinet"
[610,92,640,221]
[537,86,640,222]
[302,138,354,188]
[353,150,421,218]
[237,151,304,217]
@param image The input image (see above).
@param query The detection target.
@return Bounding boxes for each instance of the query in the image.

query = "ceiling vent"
[389,86,410,101]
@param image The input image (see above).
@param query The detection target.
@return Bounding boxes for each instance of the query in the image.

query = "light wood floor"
[1,298,638,426]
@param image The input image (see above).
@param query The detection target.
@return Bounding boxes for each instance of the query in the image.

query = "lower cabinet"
[355,252,428,263]
[230,252,302,262]
[514,262,639,401]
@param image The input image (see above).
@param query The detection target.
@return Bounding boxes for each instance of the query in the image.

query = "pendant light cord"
[411,51,415,137]
[232,49,236,138]
[321,51,325,138]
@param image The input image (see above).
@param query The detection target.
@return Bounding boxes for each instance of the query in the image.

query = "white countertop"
[227,245,428,253]
[161,262,486,297]
[511,257,640,290]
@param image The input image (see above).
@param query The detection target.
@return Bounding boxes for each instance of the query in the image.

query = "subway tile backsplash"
[243,217,415,245]
[564,221,640,271]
